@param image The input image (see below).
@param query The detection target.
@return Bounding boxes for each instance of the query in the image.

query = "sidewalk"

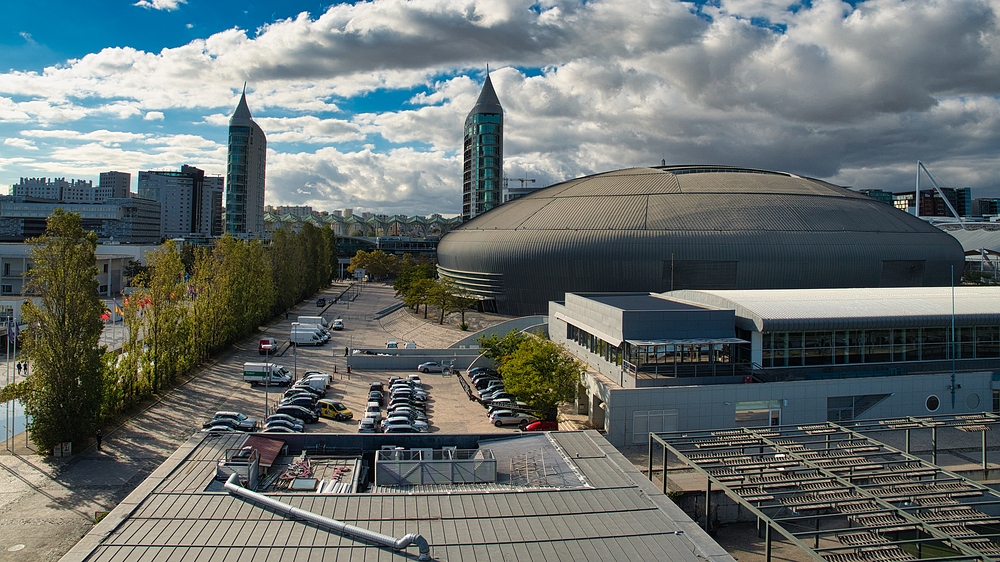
[0,281,513,561]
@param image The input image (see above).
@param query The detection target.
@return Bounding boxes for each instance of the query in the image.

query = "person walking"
[96,429,102,451]
[15,362,21,376]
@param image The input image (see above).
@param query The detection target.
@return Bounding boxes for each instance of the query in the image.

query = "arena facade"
[437,166,965,315]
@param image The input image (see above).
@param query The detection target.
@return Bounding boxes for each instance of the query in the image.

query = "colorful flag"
[113,302,123,316]
[7,321,18,343]
[101,310,111,322]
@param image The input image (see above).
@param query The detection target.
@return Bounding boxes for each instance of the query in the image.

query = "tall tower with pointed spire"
[225,86,267,238]
[462,73,503,222]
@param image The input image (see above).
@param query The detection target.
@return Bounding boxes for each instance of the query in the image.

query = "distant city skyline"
[2,0,1000,218]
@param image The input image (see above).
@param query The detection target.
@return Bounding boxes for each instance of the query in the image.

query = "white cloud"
[3,0,1000,211]
[3,138,37,150]
[133,0,186,11]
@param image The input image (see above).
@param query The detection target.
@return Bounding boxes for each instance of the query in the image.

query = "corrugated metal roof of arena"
[61,431,732,562]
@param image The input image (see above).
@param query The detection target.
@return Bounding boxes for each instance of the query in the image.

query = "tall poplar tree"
[20,209,105,452]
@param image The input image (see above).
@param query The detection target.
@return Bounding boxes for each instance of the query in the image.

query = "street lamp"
[264,344,270,425]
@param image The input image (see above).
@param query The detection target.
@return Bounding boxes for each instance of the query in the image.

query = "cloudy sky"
[1,0,999,217]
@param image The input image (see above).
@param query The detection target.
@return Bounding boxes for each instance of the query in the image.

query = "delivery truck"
[243,362,293,387]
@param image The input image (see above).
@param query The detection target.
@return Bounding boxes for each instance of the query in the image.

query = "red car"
[523,420,559,432]
[258,338,277,354]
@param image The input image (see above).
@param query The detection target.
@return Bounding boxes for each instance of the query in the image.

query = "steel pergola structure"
[649,414,1000,562]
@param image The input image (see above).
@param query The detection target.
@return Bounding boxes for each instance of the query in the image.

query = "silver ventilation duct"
[224,473,431,560]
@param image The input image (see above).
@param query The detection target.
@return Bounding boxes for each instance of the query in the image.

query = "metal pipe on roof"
[224,473,431,560]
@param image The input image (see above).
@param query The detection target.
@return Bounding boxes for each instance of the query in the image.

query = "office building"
[138,165,223,239]
[0,197,161,244]
[225,88,267,238]
[462,74,503,222]
[550,287,1000,447]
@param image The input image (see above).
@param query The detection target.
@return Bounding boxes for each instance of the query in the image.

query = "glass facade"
[462,91,503,222]
[759,326,1000,368]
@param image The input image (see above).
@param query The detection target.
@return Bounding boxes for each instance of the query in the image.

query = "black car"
[368,390,384,406]
[316,298,326,307]
[274,404,319,423]
[468,367,499,377]
[369,382,384,393]
[387,398,425,412]
[289,384,324,398]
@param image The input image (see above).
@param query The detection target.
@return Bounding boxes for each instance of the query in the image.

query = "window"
[103,263,109,273]
[926,395,940,412]
[0,285,10,295]
[2,263,8,276]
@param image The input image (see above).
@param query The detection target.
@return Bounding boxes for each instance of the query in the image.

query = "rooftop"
[63,431,732,562]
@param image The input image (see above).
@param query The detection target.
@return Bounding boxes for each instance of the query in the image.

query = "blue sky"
[1,0,999,218]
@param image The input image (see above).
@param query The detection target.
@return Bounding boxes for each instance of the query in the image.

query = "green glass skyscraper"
[462,74,503,222]
[225,87,267,238]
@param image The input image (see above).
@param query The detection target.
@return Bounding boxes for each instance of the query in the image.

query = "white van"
[297,315,329,328]
[290,323,325,346]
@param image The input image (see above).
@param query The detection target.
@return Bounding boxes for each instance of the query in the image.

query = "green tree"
[393,255,436,297]
[20,209,106,452]
[406,278,436,318]
[477,329,530,371]
[139,241,191,393]
[499,336,584,420]
[348,249,398,281]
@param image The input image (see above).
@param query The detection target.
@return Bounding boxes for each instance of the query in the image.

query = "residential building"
[225,88,267,238]
[97,171,131,201]
[138,165,223,239]
[462,73,503,222]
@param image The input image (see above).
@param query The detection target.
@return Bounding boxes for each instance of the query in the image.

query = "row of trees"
[349,250,478,327]
[478,330,585,420]
[7,211,336,453]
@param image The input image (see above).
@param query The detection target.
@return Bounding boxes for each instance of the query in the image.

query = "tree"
[477,329,530,371]
[393,255,435,297]
[348,249,398,281]
[139,241,190,393]
[405,278,436,318]
[20,209,106,452]
[499,336,584,420]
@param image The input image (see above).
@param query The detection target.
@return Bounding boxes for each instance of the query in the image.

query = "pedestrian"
[344,346,349,356]
[285,309,289,319]
[15,362,21,376]
[22,362,27,375]
[96,429,102,451]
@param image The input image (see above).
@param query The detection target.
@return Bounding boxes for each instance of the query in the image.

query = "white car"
[417,362,444,373]
[489,410,537,428]
[358,417,379,433]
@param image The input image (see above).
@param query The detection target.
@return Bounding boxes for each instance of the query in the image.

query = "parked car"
[289,384,324,398]
[266,413,305,427]
[390,384,428,399]
[264,419,303,432]
[386,406,428,421]
[274,404,318,423]
[403,341,417,349]
[524,420,559,432]
[383,413,429,431]
[316,298,326,307]
[387,398,425,411]
[258,338,277,355]
[283,389,316,402]
[280,396,317,410]
[202,417,250,432]
[211,411,257,431]
[364,403,382,420]
[318,399,352,420]
[368,390,384,406]
[479,381,505,395]
[384,425,420,434]
[202,424,239,433]
[331,318,344,330]
[358,417,379,433]
[369,382,384,393]
[479,390,517,404]
[469,367,499,377]
[487,400,530,415]
[489,410,537,428]
[381,417,424,432]
[417,361,444,373]
[262,426,297,434]
[390,391,426,404]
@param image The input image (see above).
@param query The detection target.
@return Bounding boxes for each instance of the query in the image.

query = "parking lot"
[201,282,510,436]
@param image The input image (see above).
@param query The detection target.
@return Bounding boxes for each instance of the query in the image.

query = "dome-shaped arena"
[437,166,965,316]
